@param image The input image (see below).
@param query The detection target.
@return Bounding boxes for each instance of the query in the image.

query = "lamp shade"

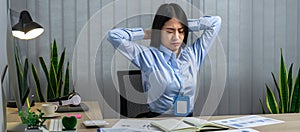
[12,10,44,40]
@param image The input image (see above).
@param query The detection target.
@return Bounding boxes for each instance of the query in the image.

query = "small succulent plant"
[19,108,47,130]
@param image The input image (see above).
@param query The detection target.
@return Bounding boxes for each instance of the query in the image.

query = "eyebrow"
[164,27,184,31]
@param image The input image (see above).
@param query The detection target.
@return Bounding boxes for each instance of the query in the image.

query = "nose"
[173,31,179,40]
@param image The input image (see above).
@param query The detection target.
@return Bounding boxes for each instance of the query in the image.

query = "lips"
[171,42,180,45]
[172,42,181,46]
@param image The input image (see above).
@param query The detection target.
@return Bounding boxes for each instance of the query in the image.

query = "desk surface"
[6,102,300,132]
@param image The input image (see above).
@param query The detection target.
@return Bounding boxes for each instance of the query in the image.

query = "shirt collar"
[159,44,182,61]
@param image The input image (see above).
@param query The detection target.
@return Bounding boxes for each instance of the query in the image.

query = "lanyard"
[168,57,184,95]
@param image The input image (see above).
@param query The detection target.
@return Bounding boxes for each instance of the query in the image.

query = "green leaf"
[63,62,70,96]
[57,77,62,97]
[21,88,30,107]
[57,48,66,78]
[22,59,29,105]
[39,57,55,99]
[259,99,266,114]
[288,64,294,103]
[51,39,59,73]
[31,64,45,102]
[278,49,289,113]
[57,48,66,96]
[291,68,300,112]
[50,63,57,98]
[15,51,23,99]
[271,72,281,112]
[266,84,279,114]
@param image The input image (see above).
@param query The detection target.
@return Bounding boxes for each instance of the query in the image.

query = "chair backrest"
[117,70,149,118]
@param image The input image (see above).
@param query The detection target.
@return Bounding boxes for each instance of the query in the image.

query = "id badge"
[174,95,190,116]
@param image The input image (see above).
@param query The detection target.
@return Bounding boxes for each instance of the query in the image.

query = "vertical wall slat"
[25,0,37,100]
[217,0,229,115]
[63,0,76,91]
[228,0,240,114]
[140,0,152,29]
[204,0,218,115]
[263,0,275,98]
[101,0,116,118]
[50,0,63,50]
[36,0,50,95]
[26,0,37,64]
[274,0,286,72]
[239,0,252,115]
[298,1,300,69]
[75,0,89,100]
[252,0,264,114]
[113,0,128,117]
[286,0,298,68]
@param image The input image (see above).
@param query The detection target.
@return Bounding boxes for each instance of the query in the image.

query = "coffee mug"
[41,103,58,116]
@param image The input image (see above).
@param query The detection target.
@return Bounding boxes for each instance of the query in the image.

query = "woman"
[108,3,221,117]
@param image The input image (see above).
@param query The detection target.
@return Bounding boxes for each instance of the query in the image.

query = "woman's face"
[161,18,185,55]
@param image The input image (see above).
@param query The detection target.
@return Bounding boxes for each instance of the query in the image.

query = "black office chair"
[117,70,150,118]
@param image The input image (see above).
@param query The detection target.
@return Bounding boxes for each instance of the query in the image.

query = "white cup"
[41,103,58,116]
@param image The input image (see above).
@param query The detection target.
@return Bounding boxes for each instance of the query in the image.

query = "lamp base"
[6,100,35,108]
[7,100,17,108]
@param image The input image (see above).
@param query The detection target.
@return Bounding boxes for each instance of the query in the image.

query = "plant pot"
[25,128,42,132]
[24,126,47,132]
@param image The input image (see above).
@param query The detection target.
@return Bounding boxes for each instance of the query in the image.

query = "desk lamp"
[12,10,44,40]
[8,10,44,108]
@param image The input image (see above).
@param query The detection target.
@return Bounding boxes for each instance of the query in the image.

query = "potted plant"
[32,39,70,102]
[19,108,47,132]
[260,48,300,114]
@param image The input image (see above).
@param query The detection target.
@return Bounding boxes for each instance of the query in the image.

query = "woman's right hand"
[144,29,152,40]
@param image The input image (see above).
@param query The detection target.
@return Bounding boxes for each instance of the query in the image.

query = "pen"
[97,128,128,132]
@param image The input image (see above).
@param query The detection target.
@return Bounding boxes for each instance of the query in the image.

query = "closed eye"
[164,28,185,34]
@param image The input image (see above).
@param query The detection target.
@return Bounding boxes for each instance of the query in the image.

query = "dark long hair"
[150,3,188,48]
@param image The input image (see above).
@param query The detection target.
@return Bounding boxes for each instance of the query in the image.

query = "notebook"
[150,117,229,132]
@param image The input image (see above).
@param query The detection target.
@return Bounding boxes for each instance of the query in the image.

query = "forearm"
[188,16,222,32]
[107,28,149,68]
[188,16,222,67]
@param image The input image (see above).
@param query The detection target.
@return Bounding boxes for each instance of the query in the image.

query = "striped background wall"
[9,0,300,118]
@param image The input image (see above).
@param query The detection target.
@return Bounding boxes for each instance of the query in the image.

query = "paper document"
[112,119,161,132]
[212,115,284,129]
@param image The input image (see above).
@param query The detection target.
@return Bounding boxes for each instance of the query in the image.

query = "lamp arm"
[1,65,8,84]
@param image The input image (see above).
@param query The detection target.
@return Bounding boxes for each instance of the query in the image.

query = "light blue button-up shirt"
[107,16,221,115]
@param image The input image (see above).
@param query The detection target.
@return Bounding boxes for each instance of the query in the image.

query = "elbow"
[211,16,222,33]
[107,29,124,48]
[215,16,222,24]
[213,16,222,28]
[107,29,118,42]
[107,28,130,42]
